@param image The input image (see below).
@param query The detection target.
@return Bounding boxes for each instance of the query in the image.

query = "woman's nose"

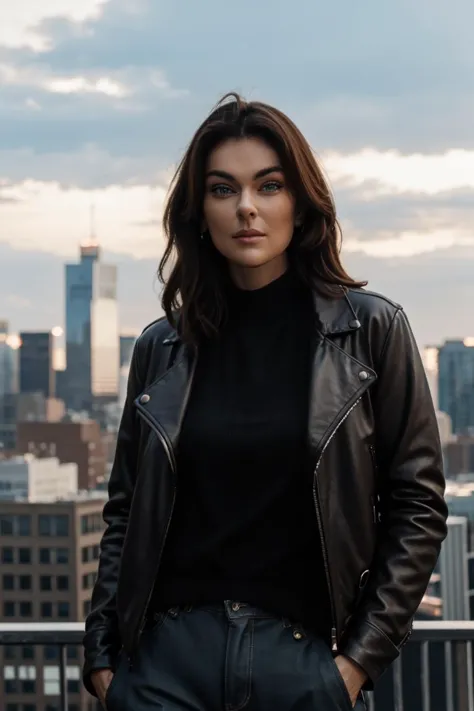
[237,192,257,220]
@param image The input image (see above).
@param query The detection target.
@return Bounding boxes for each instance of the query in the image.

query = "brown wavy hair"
[159,92,366,344]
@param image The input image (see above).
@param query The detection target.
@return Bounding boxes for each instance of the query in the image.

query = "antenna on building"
[90,203,95,243]
[80,201,100,258]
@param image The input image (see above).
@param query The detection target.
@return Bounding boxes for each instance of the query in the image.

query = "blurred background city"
[1,1,473,710]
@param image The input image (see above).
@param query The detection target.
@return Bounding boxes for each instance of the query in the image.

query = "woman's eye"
[261,181,283,192]
[210,184,233,196]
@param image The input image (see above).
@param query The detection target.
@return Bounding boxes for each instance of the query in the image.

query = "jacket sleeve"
[341,307,448,686]
[82,340,143,697]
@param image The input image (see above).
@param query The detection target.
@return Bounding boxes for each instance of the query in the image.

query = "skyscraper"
[0,322,20,452]
[65,230,119,412]
[19,331,55,399]
[0,321,19,397]
[438,339,474,434]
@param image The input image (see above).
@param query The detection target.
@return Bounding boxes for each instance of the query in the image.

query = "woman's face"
[202,137,297,288]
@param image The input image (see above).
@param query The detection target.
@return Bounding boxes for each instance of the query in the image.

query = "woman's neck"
[227,252,288,291]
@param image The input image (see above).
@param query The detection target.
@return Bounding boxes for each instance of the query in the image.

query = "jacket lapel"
[134,342,196,449]
[308,291,377,464]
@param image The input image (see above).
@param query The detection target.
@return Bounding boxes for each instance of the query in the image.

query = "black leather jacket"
[83,287,448,694]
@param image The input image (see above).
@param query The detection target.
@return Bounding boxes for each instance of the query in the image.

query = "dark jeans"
[105,601,367,710]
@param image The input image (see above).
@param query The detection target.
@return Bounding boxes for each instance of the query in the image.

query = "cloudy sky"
[1,0,473,346]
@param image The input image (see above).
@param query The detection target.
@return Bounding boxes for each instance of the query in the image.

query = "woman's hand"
[334,655,367,707]
[91,668,114,710]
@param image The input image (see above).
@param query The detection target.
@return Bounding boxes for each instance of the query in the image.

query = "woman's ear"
[294,212,304,227]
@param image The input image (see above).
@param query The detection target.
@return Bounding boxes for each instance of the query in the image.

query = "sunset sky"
[1,0,473,345]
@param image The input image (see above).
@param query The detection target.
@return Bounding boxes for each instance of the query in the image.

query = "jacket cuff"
[83,654,116,697]
[340,619,400,689]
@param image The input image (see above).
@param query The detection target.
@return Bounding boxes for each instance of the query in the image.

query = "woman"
[83,93,448,710]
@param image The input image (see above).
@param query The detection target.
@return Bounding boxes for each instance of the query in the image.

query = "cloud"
[0,179,167,257]
[0,61,130,96]
[0,0,109,51]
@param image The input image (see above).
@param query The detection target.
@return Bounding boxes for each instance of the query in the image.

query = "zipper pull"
[331,627,338,652]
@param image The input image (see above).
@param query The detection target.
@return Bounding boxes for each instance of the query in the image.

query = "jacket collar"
[312,289,361,336]
[161,288,362,345]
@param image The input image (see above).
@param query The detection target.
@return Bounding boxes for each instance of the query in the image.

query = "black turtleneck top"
[151,269,330,634]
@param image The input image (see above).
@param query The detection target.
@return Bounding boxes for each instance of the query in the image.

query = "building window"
[21,680,36,694]
[40,575,52,591]
[4,646,16,660]
[6,703,19,711]
[41,602,53,618]
[19,601,32,618]
[80,514,103,535]
[3,574,14,590]
[4,680,18,694]
[57,575,69,591]
[67,646,79,660]
[0,515,14,535]
[68,679,80,693]
[18,548,31,564]
[2,547,14,563]
[39,547,51,564]
[18,516,31,536]
[44,646,58,660]
[83,599,91,617]
[39,515,69,537]
[56,547,69,564]
[3,601,15,617]
[44,665,80,695]
[22,646,35,660]
[0,515,31,536]
[58,602,70,618]
[19,575,32,591]
[23,705,36,711]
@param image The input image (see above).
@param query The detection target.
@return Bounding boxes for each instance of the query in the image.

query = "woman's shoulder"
[137,315,177,346]
[132,315,178,369]
[346,286,403,327]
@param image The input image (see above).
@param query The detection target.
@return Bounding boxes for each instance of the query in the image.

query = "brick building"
[16,422,106,490]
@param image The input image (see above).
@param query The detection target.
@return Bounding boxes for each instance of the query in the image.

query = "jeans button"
[231,602,240,612]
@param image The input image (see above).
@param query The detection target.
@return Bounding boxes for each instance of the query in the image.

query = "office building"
[0,492,106,711]
[0,456,77,503]
[436,410,453,449]
[65,240,119,412]
[445,435,474,476]
[439,516,470,620]
[1,322,20,452]
[422,346,439,410]
[16,420,106,491]
[119,334,137,368]
[19,331,55,399]
[0,321,19,397]
[438,339,474,434]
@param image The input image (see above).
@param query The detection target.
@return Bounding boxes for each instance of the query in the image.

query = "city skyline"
[1,0,474,346]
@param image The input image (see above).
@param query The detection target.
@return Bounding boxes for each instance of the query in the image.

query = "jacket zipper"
[313,395,364,653]
[369,444,379,525]
[130,354,197,664]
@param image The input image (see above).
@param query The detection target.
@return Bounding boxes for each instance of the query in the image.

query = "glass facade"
[65,244,118,411]
[438,340,474,434]
[19,331,55,398]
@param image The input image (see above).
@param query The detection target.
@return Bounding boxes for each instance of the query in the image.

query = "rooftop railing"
[1,620,473,711]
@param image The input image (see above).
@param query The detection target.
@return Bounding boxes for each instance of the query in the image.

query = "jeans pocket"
[147,610,169,634]
[328,656,354,709]
[104,670,120,711]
